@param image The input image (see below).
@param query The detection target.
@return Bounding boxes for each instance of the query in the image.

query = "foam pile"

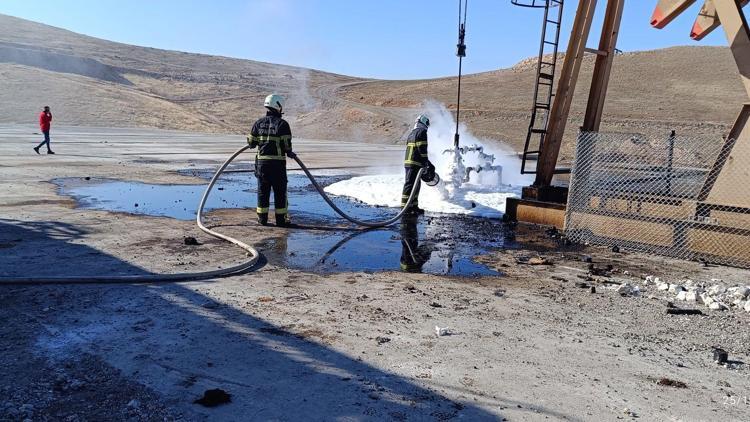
[325,102,532,218]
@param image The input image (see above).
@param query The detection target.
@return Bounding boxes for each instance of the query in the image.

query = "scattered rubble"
[642,275,750,313]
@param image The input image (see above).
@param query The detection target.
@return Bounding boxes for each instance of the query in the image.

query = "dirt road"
[1,125,749,421]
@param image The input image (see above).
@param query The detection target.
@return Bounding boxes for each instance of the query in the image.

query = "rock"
[127,399,140,409]
[657,282,670,291]
[685,291,699,302]
[201,301,219,309]
[616,283,639,297]
[700,292,715,306]
[669,284,685,293]
[666,308,703,315]
[745,301,750,313]
[183,236,199,246]
[656,377,687,388]
[708,302,727,311]
[375,336,391,345]
[708,285,727,296]
[644,275,654,285]
[194,389,231,407]
[527,257,551,265]
[435,326,452,337]
[676,291,688,301]
[713,348,729,364]
[729,286,750,299]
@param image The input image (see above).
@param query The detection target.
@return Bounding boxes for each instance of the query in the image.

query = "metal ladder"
[512,0,565,174]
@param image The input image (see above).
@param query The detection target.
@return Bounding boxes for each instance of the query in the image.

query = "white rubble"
[649,277,750,312]
[616,283,639,297]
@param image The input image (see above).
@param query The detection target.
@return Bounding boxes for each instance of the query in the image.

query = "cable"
[454,0,468,148]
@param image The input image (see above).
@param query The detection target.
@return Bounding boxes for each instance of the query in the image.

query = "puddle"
[54,172,382,222]
[261,216,509,276]
[55,171,512,276]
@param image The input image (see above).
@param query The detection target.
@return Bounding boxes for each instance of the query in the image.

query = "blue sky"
[0,0,728,79]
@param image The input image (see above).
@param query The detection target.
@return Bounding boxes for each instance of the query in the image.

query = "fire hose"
[0,145,424,285]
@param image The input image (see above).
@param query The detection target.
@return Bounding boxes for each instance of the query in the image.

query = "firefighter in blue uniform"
[248,94,295,227]
[402,114,434,216]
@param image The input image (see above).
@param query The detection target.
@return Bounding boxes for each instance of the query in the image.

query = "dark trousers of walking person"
[256,161,289,226]
[35,131,52,153]
[401,166,421,210]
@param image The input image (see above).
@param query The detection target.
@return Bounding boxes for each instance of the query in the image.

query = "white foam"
[324,102,530,218]
[325,174,521,218]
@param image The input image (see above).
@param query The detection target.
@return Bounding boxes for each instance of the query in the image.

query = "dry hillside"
[0,13,746,158]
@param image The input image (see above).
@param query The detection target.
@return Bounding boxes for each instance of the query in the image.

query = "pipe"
[0,145,424,285]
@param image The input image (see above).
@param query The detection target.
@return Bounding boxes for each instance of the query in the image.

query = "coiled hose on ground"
[0,145,423,284]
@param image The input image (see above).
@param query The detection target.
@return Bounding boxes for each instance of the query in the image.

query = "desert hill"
[0,13,745,160]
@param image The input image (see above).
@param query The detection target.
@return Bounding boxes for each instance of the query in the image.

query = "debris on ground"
[666,308,703,316]
[615,283,640,297]
[655,377,687,388]
[194,389,231,407]
[713,348,729,365]
[435,326,452,337]
[642,275,750,313]
[527,257,552,266]
[183,236,199,245]
[375,336,391,345]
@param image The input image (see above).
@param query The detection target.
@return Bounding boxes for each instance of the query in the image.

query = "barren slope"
[1,13,746,156]
[340,46,746,159]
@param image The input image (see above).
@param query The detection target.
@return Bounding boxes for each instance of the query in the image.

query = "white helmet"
[264,94,285,113]
[415,114,430,128]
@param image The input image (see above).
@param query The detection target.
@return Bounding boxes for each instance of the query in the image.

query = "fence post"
[666,130,675,196]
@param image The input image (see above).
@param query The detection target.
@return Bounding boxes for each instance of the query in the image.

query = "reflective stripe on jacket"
[248,110,292,161]
[404,124,428,167]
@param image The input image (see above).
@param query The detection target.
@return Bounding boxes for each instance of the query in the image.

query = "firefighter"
[402,114,434,215]
[248,94,295,227]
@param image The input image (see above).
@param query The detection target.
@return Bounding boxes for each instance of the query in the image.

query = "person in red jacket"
[34,106,54,155]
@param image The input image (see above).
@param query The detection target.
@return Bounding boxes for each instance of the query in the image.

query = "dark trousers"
[255,161,289,222]
[36,131,51,151]
[401,166,421,209]
[400,217,430,272]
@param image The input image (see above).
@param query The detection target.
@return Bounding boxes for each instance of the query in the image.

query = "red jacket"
[39,111,52,132]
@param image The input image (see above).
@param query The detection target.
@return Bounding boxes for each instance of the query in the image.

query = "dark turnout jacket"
[404,122,429,167]
[248,110,292,162]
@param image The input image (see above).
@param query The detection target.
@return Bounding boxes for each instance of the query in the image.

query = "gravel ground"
[1,126,749,421]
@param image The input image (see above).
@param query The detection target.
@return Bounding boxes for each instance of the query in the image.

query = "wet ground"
[55,171,510,276]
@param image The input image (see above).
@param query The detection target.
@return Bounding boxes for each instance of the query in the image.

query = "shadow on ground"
[0,218,576,420]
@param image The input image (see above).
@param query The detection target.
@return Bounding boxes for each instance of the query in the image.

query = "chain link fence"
[565,131,750,268]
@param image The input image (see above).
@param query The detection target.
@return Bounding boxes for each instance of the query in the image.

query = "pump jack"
[506,0,750,229]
